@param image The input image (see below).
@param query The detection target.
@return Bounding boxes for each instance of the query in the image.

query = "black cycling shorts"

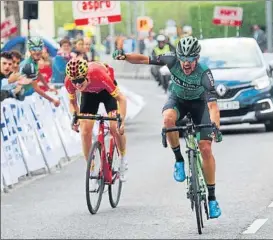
[80,90,118,115]
[162,94,213,141]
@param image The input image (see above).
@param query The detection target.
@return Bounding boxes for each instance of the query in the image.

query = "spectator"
[52,38,72,86]
[83,36,95,62]
[57,38,72,60]
[38,47,52,92]
[123,35,136,53]
[71,38,88,60]
[252,24,267,52]
[10,50,23,73]
[0,52,29,101]
[139,37,146,54]
[152,35,176,57]
[182,25,193,37]
[19,36,59,105]
[0,51,14,101]
[260,25,266,32]
[115,35,125,51]
[144,34,157,55]
[150,35,175,86]
[0,52,13,81]
[103,35,111,54]
[164,35,176,51]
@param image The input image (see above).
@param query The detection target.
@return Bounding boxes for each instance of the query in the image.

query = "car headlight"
[252,75,271,90]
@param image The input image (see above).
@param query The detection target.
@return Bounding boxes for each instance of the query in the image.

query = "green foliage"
[189,1,267,39]
[53,1,269,40]
[144,1,193,32]
[54,1,74,31]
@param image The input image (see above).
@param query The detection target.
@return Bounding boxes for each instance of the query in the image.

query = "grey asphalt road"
[1,79,273,239]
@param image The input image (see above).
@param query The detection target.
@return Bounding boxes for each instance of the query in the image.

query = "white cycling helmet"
[176,36,201,58]
[156,34,166,42]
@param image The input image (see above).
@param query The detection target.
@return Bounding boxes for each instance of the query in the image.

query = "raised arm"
[124,53,149,64]
[112,49,176,67]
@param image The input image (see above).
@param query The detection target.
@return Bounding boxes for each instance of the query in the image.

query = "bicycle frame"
[96,120,112,184]
[184,133,207,201]
[71,113,122,184]
[161,117,218,202]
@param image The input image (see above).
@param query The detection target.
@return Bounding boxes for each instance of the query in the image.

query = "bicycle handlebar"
[71,112,122,133]
[162,123,218,133]
[161,122,220,148]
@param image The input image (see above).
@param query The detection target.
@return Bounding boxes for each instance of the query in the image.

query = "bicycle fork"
[185,149,196,211]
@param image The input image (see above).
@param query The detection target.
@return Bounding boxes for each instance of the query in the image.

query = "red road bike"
[72,113,123,214]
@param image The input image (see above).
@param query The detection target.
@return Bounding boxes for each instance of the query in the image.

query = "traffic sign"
[72,1,122,26]
[1,15,17,39]
[212,6,243,27]
[137,16,153,32]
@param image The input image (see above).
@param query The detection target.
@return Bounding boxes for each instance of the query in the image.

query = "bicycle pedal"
[89,188,100,193]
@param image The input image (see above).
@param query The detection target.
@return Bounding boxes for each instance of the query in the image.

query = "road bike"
[72,113,123,214]
[161,113,221,234]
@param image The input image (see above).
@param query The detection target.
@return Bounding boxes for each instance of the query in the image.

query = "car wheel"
[265,120,273,132]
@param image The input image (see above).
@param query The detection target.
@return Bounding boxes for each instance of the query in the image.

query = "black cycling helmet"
[176,36,201,58]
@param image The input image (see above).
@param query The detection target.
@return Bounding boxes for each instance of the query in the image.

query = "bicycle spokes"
[108,144,122,208]
[86,142,105,215]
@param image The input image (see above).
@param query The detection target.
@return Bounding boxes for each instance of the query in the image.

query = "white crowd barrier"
[1,85,145,192]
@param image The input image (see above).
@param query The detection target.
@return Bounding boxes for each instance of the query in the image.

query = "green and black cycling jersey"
[148,52,217,102]
[19,57,39,94]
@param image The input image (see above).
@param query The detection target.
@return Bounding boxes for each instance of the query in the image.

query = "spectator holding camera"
[19,37,60,107]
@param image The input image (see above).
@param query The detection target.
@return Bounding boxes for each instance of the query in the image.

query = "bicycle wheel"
[189,150,203,234]
[108,140,122,208]
[197,155,210,222]
[86,141,105,214]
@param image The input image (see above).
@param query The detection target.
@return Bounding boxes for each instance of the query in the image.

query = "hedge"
[188,1,270,39]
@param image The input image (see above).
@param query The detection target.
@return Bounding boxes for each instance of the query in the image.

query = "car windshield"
[199,39,263,69]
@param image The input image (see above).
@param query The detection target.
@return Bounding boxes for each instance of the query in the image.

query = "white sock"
[121,156,128,164]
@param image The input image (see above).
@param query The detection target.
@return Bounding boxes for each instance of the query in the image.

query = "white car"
[199,37,273,132]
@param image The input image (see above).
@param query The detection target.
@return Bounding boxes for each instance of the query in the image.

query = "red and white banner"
[212,6,243,27]
[1,15,17,38]
[72,1,121,26]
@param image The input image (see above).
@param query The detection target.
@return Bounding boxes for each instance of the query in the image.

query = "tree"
[4,0,21,37]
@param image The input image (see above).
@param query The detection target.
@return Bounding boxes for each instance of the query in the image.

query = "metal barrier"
[0,86,145,193]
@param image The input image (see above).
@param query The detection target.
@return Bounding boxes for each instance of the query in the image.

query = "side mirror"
[267,60,273,77]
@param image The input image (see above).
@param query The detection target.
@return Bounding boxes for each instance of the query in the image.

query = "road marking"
[268,202,273,208]
[243,219,268,234]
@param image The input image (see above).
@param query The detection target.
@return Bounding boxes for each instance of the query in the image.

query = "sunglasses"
[29,47,43,52]
[72,77,86,85]
[179,55,198,63]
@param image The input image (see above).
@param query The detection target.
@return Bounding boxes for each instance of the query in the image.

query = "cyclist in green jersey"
[20,37,60,107]
[112,36,222,219]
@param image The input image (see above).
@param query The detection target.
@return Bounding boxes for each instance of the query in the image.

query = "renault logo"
[216,84,227,97]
